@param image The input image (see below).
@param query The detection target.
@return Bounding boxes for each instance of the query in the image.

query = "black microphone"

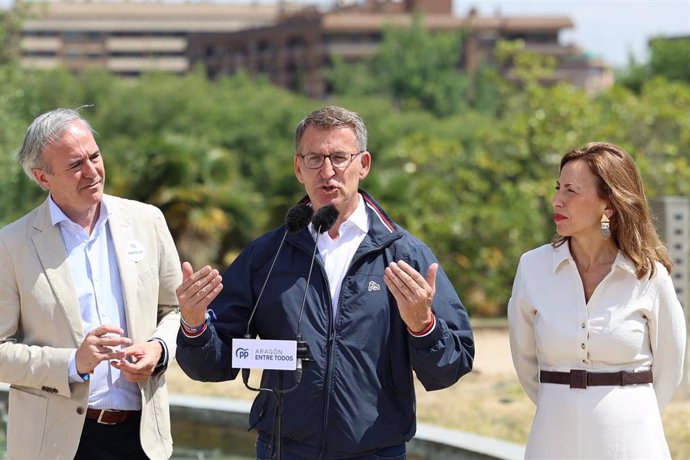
[295,204,339,384]
[311,204,339,234]
[285,203,314,234]
[242,203,313,391]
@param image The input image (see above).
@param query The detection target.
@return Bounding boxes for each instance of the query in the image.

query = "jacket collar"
[289,189,401,250]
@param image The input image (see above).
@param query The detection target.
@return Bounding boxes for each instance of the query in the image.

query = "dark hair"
[553,142,672,279]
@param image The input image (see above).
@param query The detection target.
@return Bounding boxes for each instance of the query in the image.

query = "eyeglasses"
[298,151,363,170]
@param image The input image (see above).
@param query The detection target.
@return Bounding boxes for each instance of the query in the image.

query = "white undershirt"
[309,194,369,316]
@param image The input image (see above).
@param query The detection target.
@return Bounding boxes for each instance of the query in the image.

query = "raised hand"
[384,260,438,333]
[175,261,223,328]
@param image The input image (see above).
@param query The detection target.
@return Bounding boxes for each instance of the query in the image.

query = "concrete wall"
[651,197,690,399]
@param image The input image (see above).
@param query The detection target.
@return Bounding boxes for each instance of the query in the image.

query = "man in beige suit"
[0,108,182,459]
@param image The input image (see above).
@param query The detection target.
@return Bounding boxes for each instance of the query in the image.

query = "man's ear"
[358,151,371,180]
[32,168,50,191]
[294,155,304,184]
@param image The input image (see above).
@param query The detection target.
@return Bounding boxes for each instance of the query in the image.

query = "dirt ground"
[470,327,517,376]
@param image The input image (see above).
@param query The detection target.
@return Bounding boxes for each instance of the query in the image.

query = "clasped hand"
[75,325,166,382]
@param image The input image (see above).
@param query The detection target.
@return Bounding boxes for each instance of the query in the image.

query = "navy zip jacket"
[176,191,474,459]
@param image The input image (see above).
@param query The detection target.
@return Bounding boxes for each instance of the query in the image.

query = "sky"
[1,0,688,68]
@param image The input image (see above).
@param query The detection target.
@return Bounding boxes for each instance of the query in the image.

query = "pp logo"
[236,348,249,359]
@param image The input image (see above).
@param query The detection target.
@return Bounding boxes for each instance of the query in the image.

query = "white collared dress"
[508,243,686,459]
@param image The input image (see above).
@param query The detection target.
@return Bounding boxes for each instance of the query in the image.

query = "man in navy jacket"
[175,106,474,459]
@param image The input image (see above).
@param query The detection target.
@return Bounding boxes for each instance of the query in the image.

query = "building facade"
[19,0,306,76]
[190,0,613,96]
[18,0,613,94]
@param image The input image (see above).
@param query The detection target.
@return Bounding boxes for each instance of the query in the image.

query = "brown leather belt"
[540,369,653,389]
[86,408,139,425]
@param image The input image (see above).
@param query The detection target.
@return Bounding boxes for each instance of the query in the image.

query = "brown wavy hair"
[553,142,672,279]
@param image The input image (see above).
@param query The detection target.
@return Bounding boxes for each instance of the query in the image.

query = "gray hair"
[17,108,94,183]
[294,106,368,154]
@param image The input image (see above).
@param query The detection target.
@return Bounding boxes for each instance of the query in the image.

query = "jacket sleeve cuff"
[407,314,443,349]
[177,323,213,346]
[148,338,168,375]
[68,350,87,383]
[407,314,435,336]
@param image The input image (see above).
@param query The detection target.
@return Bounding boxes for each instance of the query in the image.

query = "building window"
[63,32,87,42]
[110,51,146,57]
[64,49,81,60]
[23,30,58,37]
[23,50,57,57]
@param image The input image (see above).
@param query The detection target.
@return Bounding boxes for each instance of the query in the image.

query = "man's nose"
[82,160,98,177]
[319,156,336,176]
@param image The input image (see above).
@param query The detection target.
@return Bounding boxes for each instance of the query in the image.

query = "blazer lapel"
[31,199,84,346]
[107,197,140,341]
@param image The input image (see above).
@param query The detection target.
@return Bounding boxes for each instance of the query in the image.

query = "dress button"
[581,322,586,328]
[77,407,85,415]
[581,343,586,349]
[582,359,586,363]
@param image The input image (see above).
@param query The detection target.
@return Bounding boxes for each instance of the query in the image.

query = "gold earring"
[600,214,611,240]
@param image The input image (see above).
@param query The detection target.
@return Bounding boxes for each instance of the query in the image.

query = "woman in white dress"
[508,142,686,459]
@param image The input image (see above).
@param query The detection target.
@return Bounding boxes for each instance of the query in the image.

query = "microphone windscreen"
[285,203,314,233]
[312,205,339,233]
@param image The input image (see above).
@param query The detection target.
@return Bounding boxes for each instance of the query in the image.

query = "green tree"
[329,13,468,116]
[0,2,24,65]
[594,77,690,197]
[0,3,47,223]
[371,13,468,116]
[2,36,690,317]
[619,36,690,91]
[649,37,690,84]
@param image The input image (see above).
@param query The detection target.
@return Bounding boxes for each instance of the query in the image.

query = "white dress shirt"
[310,194,369,316]
[51,196,141,410]
[508,242,686,459]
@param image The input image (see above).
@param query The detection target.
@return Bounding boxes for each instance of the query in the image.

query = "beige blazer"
[0,195,182,460]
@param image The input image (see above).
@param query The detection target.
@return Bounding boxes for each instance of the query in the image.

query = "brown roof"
[322,13,573,32]
[26,0,306,21]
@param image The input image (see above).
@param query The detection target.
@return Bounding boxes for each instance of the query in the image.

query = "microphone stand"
[240,203,313,459]
[269,228,321,459]
[274,372,284,460]
[268,220,325,459]
[242,364,292,460]
[244,205,337,459]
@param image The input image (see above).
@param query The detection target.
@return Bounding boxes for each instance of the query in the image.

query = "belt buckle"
[96,409,118,425]
[570,369,587,389]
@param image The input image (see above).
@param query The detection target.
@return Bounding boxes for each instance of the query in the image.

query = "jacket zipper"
[317,245,391,459]
[298,232,402,458]
[318,257,334,459]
